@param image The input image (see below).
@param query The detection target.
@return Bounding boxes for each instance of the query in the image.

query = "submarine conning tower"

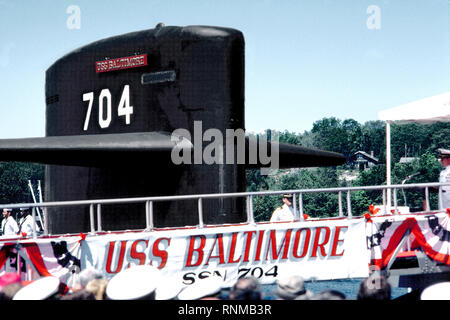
[45,25,246,233]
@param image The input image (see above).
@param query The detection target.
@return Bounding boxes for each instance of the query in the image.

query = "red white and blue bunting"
[366,211,450,269]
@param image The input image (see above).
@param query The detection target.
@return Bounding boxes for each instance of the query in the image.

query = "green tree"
[311,117,365,160]
[311,117,346,155]
[391,152,441,211]
[249,167,341,221]
[352,164,386,215]
[351,152,442,214]
[280,168,339,218]
[246,168,278,222]
[0,162,44,205]
[427,122,450,153]
[342,118,362,157]
[360,121,385,163]
[278,130,302,145]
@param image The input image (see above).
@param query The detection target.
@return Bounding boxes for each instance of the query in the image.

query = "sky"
[0,0,449,138]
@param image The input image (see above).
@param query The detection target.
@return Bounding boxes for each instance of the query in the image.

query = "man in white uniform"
[270,194,297,222]
[1,208,19,236]
[18,207,40,236]
[438,148,450,210]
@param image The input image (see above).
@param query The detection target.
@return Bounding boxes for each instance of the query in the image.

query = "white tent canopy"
[379,92,450,124]
[378,91,450,208]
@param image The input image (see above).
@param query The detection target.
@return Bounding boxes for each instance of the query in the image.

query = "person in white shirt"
[270,194,297,222]
[18,207,40,236]
[438,148,450,210]
[1,208,19,236]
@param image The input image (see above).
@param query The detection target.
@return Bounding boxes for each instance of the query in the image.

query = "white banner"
[0,218,370,287]
[83,219,370,287]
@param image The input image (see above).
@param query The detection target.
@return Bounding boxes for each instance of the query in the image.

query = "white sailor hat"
[106,265,161,300]
[3,208,12,212]
[13,276,61,300]
[154,276,185,300]
[19,207,30,211]
[438,148,450,158]
[177,276,223,300]
[275,275,313,300]
[420,281,450,300]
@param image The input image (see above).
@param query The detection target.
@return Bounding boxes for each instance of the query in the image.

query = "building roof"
[399,157,418,164]
[350,151,378,164]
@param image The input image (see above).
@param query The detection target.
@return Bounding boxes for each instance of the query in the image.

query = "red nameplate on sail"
[95,54,148,73]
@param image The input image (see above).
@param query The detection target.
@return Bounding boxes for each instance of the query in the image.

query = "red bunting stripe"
[22,243,52,277]
[372,217,450,269]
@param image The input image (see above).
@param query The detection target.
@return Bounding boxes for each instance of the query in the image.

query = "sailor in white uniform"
[18,207,40,236]
[270,194,297,222]
[1,208,19,236]
[438,148,450,210]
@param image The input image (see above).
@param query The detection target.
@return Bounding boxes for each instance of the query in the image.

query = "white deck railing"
[2,182,450,238]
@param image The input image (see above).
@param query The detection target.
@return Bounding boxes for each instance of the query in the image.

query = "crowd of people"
[0,265,447,300]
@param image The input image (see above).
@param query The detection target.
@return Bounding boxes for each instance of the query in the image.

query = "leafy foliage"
[249,167,341,222]
[247,118,450,220]
[0,162,44,205]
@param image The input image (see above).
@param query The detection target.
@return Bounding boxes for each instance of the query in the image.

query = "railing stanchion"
[145,200,154,230]
[292,194,298,221]
[32,207,37,239]
[247,195,255,225]
[198,198,204,228]
[425,187,430,211]
[347,191,352,218]
[97,204,102,232]
[393,188,398,215]
[149,201,154,230]
[338,191,343,217]
[299,193,304,221]
[145,201,150,229]
[43,206,48,236]
[89,204,95,233]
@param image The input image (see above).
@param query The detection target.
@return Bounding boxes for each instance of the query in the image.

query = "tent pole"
[386,121,392,211]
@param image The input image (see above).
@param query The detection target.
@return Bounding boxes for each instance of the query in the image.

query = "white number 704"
[82,85,133,131]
